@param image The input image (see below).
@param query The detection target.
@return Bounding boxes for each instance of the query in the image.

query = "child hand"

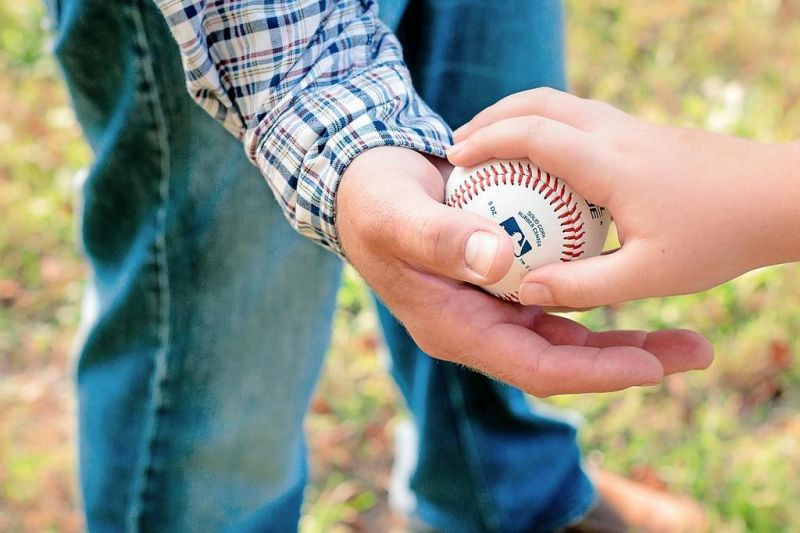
[447,88,800,308]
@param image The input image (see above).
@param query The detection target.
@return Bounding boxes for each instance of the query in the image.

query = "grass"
[2,0,800,531]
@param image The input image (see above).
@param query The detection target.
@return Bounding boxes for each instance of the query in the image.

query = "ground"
[2,1,800,531]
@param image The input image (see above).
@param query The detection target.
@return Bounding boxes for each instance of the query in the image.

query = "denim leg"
[375,1,594,531]
[54,0,341,530]
[395,0,568,123]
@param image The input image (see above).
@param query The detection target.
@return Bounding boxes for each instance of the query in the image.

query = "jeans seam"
[443,368,502,532]
[123,1,173,531]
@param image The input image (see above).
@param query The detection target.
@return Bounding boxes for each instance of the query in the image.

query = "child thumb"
[517,248,646,308]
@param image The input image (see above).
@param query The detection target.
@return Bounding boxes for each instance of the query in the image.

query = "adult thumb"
[517,247,647,308]
[390,199,516,285]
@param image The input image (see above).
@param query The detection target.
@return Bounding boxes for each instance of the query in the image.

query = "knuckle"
[417,213,446,265]
[593,100,622,116]
[469,125,491,146]
[608,131,635,156]
[525,116,547,139]
[559,277,595,308]
[530,86,558,102]
[418,212,465,271]
[494,92,519,110]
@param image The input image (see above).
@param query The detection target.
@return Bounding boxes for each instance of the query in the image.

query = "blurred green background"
[2,0,800,531]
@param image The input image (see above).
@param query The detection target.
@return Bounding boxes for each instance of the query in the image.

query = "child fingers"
[447,115,608,200]
[453,88,604,142]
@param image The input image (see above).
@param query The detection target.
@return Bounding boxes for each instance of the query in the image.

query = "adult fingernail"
[465,231,499,279]
[446,140,467,158]
[453,122,470,140]
[519,282,555,306]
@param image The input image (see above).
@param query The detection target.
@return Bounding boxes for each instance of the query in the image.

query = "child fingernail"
[519,282,554,306]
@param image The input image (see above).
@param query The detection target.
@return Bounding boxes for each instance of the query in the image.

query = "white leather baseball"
[446,159,611,302]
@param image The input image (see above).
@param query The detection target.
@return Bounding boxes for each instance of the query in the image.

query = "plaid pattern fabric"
[155,0,452,254]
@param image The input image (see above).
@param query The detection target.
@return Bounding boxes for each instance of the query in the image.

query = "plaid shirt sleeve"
[154,0,452,254]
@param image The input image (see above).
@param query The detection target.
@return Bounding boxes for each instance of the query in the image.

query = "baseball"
[445,159,611,302]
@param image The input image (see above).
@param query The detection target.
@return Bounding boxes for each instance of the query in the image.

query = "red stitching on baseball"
[446,161,586,262]
[497,292,521,303]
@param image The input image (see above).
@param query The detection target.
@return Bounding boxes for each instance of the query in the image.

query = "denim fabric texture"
[52,0,595,530]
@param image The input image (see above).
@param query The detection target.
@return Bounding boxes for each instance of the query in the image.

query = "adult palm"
[336,147,712,396]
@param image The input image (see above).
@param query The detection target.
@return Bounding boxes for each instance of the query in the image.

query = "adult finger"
[426,291,665,396]
[531,313,714,375]
[471,321,665,397]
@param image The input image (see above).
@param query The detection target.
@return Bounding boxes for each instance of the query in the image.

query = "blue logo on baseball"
[500,216,532,258]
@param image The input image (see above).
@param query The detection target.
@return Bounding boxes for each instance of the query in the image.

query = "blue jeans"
[52,0,594,530]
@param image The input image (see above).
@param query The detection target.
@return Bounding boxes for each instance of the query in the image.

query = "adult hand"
[448,88,800,309]
[336,146,713,396]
